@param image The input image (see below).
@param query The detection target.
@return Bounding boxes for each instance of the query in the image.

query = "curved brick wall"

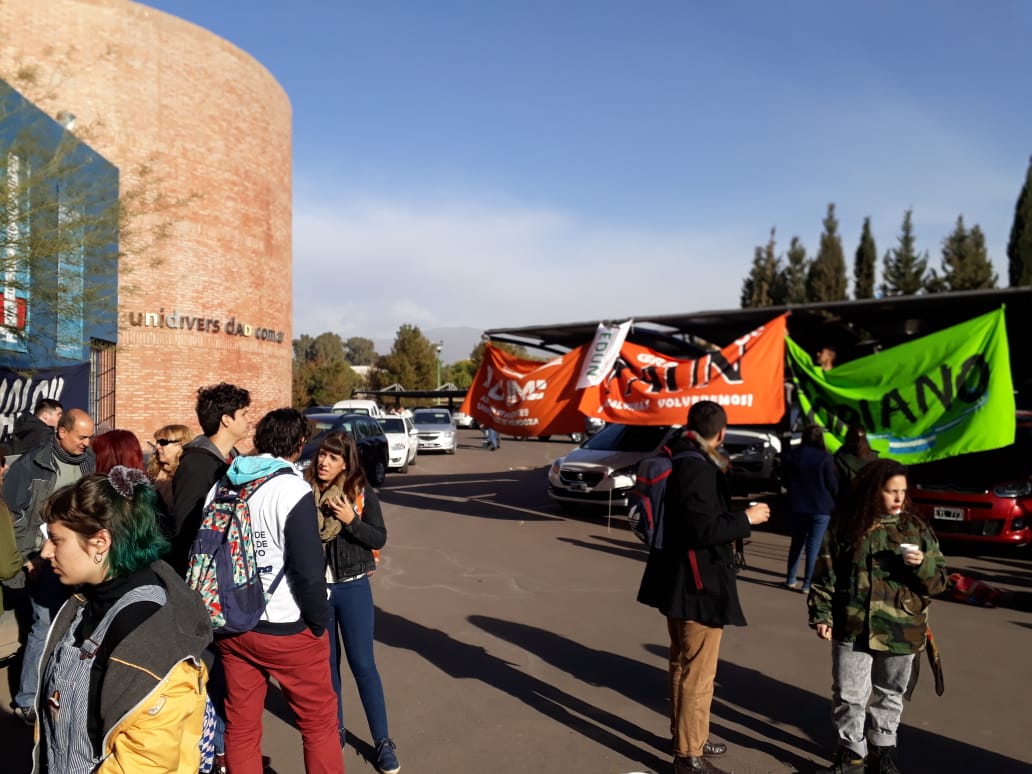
[0,0,292,441]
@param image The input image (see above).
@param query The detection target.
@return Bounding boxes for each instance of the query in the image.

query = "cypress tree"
[740,227,782,308]
[1007,155,1032,286]
[881,209,929,296]
[781,236,809,304]
[853,216,877,299]
[806,203,849,302]
[934,215,997,291]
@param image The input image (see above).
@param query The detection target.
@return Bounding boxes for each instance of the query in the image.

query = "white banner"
[574,320,632,390]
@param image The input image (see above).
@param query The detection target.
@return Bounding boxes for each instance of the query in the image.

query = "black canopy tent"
[483,287,1032,406]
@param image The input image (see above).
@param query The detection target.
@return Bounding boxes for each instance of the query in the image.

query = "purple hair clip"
[108,466,151,500]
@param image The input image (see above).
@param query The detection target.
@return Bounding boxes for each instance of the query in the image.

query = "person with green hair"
[31,467,212,774]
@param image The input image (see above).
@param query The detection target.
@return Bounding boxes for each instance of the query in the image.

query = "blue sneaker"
[375,738,401,774]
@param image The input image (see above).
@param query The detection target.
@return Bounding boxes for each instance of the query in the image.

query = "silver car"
[411,408,457,454]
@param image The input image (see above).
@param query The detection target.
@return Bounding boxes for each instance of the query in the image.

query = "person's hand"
[815,623,832,640]
[745,502,770,525]
[327,495,356,525]
[23,556,43,579]
[903,549,924,567]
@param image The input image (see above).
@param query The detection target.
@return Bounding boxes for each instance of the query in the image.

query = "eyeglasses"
[150,438,183,448]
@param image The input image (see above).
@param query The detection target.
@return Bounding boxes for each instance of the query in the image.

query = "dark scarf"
[51,436,94,476]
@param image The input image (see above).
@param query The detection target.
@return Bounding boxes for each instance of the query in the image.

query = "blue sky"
[145,1,1031,346]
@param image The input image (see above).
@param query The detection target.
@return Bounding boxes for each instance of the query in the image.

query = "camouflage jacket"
[807,513,948,654]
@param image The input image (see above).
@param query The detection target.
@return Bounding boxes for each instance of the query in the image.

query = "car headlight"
[992,482,1032,497]
[550,459,564,476]
[391,441,407,450]
[294,458,311,472]
[612,465,637,484]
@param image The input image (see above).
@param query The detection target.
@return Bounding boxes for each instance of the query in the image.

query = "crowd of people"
[0,383,954,774]
[0,386,401,774]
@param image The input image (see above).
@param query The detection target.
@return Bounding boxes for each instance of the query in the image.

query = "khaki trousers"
[668,618,724,758]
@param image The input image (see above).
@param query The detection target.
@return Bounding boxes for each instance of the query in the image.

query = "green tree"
[928,215,997,292]
[780,236,809,304]
[292,332,364,408]
[806,203,849,302]
[343,336,376,365]
[740,228,784,308]
[881,209,930,296]
[443,359,477,389]
[1007,155,1032,286]
[369,324,438,390]
[853,216,877,299]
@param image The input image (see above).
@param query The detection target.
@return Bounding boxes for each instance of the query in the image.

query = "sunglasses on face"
[150,438,183,448]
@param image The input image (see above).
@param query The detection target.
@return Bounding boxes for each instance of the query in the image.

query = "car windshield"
[581,423,674,452]
[381,418,406,433]
[414,411,451,424]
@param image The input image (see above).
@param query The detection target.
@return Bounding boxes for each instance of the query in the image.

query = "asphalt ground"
[2,428,1031,773]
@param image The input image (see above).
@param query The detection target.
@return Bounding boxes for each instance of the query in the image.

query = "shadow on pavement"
[376,608,670,773]
[641,644,1032,774]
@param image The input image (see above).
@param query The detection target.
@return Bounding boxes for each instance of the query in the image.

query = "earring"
[94,552,105,564]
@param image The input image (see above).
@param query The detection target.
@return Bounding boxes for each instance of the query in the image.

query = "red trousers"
[218,628,344,774]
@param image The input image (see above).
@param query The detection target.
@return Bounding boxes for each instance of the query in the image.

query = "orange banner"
[460,345,587,437]
[577,314,787,425]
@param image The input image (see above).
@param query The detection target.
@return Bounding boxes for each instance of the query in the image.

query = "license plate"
[933,506,964,521]
[569,482,588,492]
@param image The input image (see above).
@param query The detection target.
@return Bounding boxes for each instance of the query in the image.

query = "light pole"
[435,342,443,392]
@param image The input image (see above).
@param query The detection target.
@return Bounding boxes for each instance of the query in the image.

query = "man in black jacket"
[169,382,252,574]
[637,401,770,774]
[5,398,63,455]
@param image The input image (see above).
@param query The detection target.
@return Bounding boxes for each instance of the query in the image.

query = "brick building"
[0,0,292,443]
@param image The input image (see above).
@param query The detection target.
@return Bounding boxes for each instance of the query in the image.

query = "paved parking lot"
[3,428,1030,773]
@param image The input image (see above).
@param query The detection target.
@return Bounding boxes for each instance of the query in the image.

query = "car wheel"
[539,435,552,442]
[399,458,409,473]
[369,458,387,487]
[447,445,456,455]
[569,433,585,443]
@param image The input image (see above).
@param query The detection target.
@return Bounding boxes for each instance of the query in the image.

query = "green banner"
[786,307,1015,464]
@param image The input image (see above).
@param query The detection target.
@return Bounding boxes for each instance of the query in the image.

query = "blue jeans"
[786,512,831,589]
[327,576,390,743]
[15,564,70,708]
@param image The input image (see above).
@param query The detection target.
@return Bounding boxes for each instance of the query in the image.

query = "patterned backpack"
[185,469,291,635]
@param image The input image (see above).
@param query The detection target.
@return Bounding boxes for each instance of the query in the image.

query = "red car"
[910,411,1032,547]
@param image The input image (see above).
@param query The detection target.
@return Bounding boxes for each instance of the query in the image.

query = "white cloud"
[292,193,755,341]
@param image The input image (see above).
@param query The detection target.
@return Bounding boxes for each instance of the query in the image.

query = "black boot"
[814,746,866,774]
[868,745,902,774]
[673,755,731,773]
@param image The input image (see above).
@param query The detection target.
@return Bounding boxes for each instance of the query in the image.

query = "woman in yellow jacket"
[31,466,211,774]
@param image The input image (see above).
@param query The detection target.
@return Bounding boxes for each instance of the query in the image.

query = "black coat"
[637,435,752,626]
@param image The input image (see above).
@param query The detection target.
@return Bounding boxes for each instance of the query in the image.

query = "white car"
[451,410,477,429]
[547,424,678,511]
[379,415,418,473]
[411,408,457,454]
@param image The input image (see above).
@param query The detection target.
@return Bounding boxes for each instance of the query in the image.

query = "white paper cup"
[900,543,919,557]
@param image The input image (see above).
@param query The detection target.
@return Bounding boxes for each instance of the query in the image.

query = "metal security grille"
[89,339,116,428]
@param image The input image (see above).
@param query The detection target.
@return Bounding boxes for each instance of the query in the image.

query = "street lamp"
[435,342,443,392]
